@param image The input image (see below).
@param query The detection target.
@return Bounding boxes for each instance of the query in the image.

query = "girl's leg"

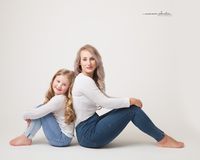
[40,113,72,147]
[9,135,32,146]
[9,119,41,146]
[9,104,43,146]
[24,119,42,139]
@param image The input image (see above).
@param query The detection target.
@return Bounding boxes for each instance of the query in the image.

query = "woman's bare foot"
[9,135,32,146]
[157,134,184,148]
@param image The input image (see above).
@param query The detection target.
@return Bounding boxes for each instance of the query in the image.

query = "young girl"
[9,69,76,147]
[72,44,184,148]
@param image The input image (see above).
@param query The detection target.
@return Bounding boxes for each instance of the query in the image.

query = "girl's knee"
[48,137,72,147]
[49,141,71,147]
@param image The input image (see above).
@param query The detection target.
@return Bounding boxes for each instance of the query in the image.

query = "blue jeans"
[24,106,72,147]
[76,105,164,148]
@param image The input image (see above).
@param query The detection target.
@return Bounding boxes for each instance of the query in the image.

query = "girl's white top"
[23,95,74,138]
[72,73,130,126]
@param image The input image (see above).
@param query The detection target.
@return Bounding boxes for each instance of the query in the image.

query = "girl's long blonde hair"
[74,44,105,92]
[44,69,76,124]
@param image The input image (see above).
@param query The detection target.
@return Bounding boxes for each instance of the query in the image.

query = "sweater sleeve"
[23,95,66,120]
[79,75,130,109]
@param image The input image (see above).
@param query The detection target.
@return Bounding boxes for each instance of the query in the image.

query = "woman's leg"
[77,106,161,147]
[76,105,183,148]
[40,113,72,147]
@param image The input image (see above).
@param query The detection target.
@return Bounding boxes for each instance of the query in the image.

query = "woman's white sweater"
[72,73,130,126]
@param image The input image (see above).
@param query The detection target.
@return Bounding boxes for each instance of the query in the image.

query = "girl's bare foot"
[157,134,184,148]
[9,135,32,146]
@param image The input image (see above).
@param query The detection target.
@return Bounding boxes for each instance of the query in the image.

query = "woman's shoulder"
[73,73,96,91]
[75,73,94,84]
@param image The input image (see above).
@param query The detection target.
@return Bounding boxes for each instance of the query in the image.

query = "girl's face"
[80,50,97,77]
[52,75,69,95]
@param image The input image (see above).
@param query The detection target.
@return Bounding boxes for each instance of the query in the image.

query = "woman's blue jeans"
[76,105,164,148]
[24,106,72,147]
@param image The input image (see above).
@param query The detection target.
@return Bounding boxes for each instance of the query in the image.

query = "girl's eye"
[57,80,60,83]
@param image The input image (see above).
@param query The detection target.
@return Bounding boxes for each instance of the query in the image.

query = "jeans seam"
[24,120,41,139]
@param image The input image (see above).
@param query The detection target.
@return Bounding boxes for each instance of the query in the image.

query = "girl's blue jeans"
[24,105,72,147]
[76,105,165,148]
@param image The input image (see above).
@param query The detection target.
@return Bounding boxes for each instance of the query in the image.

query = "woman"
[72,44,184,148]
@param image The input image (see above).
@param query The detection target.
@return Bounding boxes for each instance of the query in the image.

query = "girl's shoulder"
[51,95,67,102]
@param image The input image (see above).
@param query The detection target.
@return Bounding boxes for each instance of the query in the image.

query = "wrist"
[130,98,136,105]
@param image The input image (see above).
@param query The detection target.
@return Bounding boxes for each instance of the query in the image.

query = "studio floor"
[2,123,199,160]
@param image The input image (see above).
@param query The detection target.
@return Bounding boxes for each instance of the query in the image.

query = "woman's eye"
[91,58,95,61]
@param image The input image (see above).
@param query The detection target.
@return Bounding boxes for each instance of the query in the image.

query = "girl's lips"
[56,88,62,92]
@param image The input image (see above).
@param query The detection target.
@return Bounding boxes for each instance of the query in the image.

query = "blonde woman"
[10,69,76,147]
[72,44,184,148]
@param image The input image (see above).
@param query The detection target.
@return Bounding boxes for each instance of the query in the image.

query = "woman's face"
[80,50,97,77]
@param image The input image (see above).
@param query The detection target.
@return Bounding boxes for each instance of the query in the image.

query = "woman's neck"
[81,72,93,78]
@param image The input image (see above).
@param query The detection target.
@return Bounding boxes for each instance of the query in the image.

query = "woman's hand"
[130,98,143,108]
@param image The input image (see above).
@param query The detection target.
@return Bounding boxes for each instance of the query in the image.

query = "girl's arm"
[23,95,65,120]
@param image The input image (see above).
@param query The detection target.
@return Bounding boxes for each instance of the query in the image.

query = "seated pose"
[9,69,76,147]
[72,44,184,148]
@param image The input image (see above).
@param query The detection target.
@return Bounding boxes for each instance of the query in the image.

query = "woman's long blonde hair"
[44,69,76,124]
[74,44,105,92]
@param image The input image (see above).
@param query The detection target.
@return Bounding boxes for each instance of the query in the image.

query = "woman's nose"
[87,60,91,65]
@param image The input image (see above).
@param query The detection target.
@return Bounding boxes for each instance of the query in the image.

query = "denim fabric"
[76,105,164,148]
[41,113,72,147]
[24,119,42,139]
[24,104,43,139]
[23,105,72,147]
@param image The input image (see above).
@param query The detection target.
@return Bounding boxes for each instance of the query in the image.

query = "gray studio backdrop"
[0,0,199,140]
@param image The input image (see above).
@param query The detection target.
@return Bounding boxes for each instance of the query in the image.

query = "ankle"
[157,134,184,148]
[9,135,32,146]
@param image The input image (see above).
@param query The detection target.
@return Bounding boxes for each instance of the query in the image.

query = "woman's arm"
[77,75,130,109]
[129,98,143,108]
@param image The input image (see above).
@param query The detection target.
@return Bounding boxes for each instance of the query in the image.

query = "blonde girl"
[10,69,76,147]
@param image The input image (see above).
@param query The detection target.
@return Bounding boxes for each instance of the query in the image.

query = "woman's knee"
[129,105,142,116]
[130,105,141,111]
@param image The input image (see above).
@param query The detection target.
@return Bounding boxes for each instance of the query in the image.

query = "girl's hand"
[25,119,31,127]
[130,98,143,108]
